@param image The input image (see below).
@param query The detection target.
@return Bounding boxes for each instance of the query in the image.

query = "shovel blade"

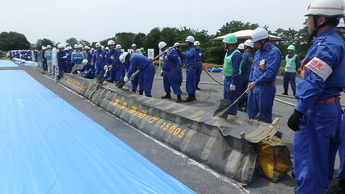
[213,99,231,119]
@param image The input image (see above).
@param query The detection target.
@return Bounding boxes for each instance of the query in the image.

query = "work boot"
[192,93,196,100]
[161,92,171,99]
[132,89,136,93]
[293,90,296,96]
[282,89,288,95]
[184,94,193,102]
[196,84,201,90]
[139,90,143,95]
[326,179,345,194]
[176,95,182,103]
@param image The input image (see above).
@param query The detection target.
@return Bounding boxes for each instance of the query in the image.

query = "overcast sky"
[2,0,311,45]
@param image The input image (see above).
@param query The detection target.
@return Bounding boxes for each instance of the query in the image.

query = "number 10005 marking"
[160,122,186,138]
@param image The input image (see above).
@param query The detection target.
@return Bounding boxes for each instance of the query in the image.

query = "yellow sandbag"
[257,135,291,182]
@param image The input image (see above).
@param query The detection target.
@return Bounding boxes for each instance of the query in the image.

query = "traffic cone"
[204,63,209,72]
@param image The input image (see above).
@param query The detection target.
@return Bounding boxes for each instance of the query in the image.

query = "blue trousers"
[195,63,202,84]
[163,69,182,95]
[283,71,296,92]
[95,62,105,78]
[247,84,276,123]
[186,66,196,95]
[294,101,341,194]
[223,76,242,115]
[141,66,155,96]
[337,110,345,180]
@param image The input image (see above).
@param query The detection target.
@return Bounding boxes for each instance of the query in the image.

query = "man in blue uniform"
[105,40,122,83]
[92,43,106,78]
[178,36,197,102]
[78,59,95,79]
[282,45,301,96]
[287,0,345,193]
[238,39,254,112]
[159,41,182,103]
[247,28,281,123]
[57,44,67,78]
[194,41,203,90]
[120,52,155,97]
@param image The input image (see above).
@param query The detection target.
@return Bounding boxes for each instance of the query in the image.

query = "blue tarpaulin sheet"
[0,70,195,194]
[15,61,33,66]
[0,60,18,67]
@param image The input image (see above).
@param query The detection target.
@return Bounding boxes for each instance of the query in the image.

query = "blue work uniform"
[65,50,72,73]
[247,42,281,123]
[175,49,183,86]
[283,54,301,94]
[92,49,106,78]
[105,49,122,82]
[57,50,67,76]
[162,49,182,96]
[79,64,95,79]
[238,50,253,109]
[127,55,155,97]
[293,28,345,194]
[195,48,204,85]
[180,45,196,95]
[223,48,242,115]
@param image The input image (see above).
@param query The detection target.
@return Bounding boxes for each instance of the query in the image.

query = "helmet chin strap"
[309,15,329,42]
[259,39,268,50]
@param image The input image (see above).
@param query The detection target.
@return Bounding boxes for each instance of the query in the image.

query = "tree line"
[1,20,344,65]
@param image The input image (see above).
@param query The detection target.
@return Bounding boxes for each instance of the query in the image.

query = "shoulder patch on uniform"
[305,57,332,81]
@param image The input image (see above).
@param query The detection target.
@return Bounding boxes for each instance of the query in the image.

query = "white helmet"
[251,28,269,42]
[305,0,345,18]
[95,43,101,47]
[158,41,167,50]
[46,45,52,49]
[105,47,109,51]
[244,39,254,48]
[108,40,115,46]
[120,52,130,63]
[84,46,90,50]
[74,44,79,49]
[174,42,180,47]
[132,44,137,47]
[194,41,200,46]
[185,36,195,43]
[237,43,244,50]
[57,44,64,49]
[116,44,122,49]
[82,59,88,65]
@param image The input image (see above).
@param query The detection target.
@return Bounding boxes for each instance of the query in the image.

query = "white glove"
[165,56,169,60]
[66,54,69,56]
[104,65,108,70]
[63,56,67,59]
[160,69,163,77]
[230,84,236,91]
[124,75,129,82]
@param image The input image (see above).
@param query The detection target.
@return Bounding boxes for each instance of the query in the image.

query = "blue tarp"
[15,61,33,66]
[0,60,18,67]
[0,70,195,194]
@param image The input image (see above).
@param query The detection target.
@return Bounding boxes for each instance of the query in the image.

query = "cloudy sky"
[2,0,311,45]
